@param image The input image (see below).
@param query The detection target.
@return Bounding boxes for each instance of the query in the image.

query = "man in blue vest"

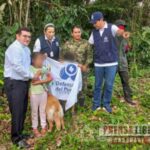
[89,11,130,113]
[33,23,60,60]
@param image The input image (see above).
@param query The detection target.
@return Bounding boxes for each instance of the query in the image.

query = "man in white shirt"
[89,11,130,113]
[4,27,40,148]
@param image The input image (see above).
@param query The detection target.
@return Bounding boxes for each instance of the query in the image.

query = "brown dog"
[46,94,65,132]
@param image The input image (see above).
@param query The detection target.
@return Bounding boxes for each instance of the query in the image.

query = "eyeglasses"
[22,35,31,39]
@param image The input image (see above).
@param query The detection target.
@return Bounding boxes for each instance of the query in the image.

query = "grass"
[0,68,150,150]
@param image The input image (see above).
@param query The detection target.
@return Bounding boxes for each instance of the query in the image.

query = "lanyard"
[46,40,54,57]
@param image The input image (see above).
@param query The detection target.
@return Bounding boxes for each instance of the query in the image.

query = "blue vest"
[39,35,60,60]
[93,24,118,64]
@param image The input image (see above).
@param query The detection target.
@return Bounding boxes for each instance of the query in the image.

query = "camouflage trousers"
[78,72,88,106]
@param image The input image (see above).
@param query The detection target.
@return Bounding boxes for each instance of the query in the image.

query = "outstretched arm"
[117,29,130,39]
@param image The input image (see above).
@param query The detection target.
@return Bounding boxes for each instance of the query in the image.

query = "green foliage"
[0,23,19,47]
[0,67,4,87]
[41,4,89,42]
[0,66,150,149]
[129,27,150,69]
[0,23,19,89]
[0,1,150,149]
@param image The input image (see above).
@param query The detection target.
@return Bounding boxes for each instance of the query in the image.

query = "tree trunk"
[25,0,30,27]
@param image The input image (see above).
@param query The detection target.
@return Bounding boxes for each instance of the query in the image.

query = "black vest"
[93,24,118,64]
[39,35,60,60]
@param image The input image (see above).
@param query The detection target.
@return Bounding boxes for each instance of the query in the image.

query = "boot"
[78,97,85,107]
[125,98,136,105]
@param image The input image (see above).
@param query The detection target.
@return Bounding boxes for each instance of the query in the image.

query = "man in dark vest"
[33,23,60,60]
[89,11,130,113]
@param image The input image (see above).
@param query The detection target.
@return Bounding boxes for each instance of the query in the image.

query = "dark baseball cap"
[115,19,127,26]
[90,11,104,24]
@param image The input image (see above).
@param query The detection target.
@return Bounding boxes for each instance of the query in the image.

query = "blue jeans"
[93,65,117,110]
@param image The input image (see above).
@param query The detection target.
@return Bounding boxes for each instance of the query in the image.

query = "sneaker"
[104,106,112,113]
[33,129,41,138]
[92,105,100,111]
[17,139,31,149]
[96,107,101,110]
[101,107,107,111]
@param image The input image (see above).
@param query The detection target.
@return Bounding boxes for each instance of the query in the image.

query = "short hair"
[44,23,55,31]
[71,25,82,33]
[31,52,43,62]
[16,27,31,35]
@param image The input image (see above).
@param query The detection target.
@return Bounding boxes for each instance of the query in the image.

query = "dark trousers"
[4,78,29,144]
[118,71,132,100]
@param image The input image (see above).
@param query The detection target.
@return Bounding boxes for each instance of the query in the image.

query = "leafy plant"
[128,27,150,76]
[43,4,89,42]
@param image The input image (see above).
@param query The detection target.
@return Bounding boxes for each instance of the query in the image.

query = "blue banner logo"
[60,64,77,80]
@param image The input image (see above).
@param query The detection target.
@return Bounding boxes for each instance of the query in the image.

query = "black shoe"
[17,139,31,149]
[21,134,33,140]
[126,99,136,105]
[78,97,85,107]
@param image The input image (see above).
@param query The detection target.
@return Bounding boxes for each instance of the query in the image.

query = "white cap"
[44,23,55,31]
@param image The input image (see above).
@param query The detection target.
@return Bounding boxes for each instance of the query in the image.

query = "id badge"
[50,51,54,57]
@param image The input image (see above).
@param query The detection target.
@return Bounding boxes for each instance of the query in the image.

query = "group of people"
[4,11,135,148]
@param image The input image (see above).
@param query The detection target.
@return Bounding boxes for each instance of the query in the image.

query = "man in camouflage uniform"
[115,20,136,105]
[61,25,93,107]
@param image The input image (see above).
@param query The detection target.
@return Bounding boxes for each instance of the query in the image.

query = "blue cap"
[90,11,104,24]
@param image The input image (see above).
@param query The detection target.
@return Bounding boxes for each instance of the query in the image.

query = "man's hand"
[123,31,130,39]
[117,29,130,39]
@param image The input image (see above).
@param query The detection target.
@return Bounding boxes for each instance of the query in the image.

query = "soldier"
[61,25,93,107]
[115,19,136,105]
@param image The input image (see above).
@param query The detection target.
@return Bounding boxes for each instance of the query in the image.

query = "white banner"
[44,58,82,110]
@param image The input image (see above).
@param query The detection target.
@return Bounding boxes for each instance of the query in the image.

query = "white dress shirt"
[4,40,33,81]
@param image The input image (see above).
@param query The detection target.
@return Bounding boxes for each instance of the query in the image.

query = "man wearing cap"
[33,23,60,60]
[89,11,130,113]
[115,19,136,106]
